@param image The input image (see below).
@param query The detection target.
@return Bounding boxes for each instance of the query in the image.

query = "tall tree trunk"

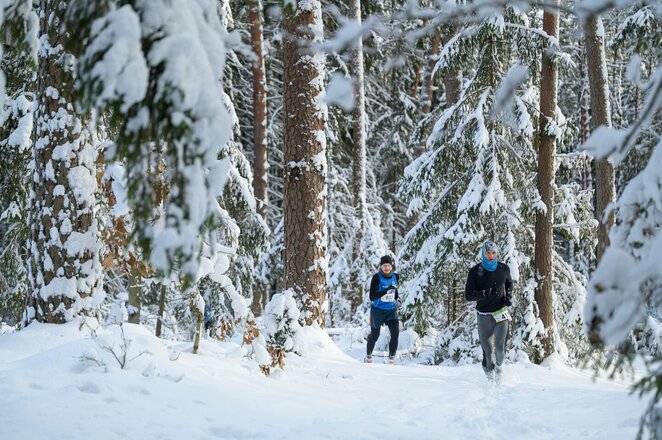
[534,5,559,361]
[249,0,268,317]
[579,53,592,191]
[282,1,327,327]
[250,0,268,221]
[27,0,103,324]
[584,15,615,263]
[423,33,442,113]
[349,0,367,314]
[155,282,166,337]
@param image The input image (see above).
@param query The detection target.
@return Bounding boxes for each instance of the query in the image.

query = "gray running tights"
[477,313,509,373]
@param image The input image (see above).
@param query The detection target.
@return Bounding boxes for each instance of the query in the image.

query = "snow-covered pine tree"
[247,0,269,316]
[26,0,104,323]
[534,0,561,360]
[349,0,369,315]
[281,0,328,327]
[584,13,616,263]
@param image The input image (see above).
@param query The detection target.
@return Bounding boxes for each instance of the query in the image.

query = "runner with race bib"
[464,240,513,383]
[365,255,401,365]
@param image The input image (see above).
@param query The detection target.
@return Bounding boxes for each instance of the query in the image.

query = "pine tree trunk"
[127,267,141,324]
[27,0,103,324]
[534,5,559,361]
[349,0,367,314]
[282,1,327,327]
[155,282,166,337]
[249,0,267,317]
[423,33,442,114]
[250,0,268,221]
[584,15,615,263]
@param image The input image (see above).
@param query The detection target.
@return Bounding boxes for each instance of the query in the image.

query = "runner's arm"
[465,269,487,301]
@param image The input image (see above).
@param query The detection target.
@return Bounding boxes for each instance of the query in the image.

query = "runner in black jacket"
[465,240,513,382]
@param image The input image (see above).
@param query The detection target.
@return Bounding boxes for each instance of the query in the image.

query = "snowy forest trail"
[0,323,646,440]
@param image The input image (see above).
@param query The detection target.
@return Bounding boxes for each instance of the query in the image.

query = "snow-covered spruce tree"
[582,10,662,436]
[261,289,304,368]
[399,6,592,364]
[609,5,662,190]
[0,45,34,325]
[218,131,268,328]
[193,92,268,341]
[604,3,662,361]
[365,5,423,248]
[68,0,235,284]
[585,132,662,436]
[399,8,542,337]
[26,0,104,324]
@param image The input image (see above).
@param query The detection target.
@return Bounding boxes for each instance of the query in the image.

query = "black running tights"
[366,319,399,357]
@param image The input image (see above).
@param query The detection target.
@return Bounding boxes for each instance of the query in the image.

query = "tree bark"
[249,0,267,317]
[28,0,103,324]
[349,0,367,314]
[127,267,141,324]
[442,26,462,107]
[584,15,615,263]
[155,282,166,337]
[423,33,442,113]
[250,0,268,221]
[282,1,327,327]
[534,5,559,361]
[192,290,204,354]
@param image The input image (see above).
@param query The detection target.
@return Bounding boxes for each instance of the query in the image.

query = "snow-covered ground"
[0,321,646,440]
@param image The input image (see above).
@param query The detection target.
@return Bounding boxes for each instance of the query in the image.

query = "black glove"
[488,283,499,296]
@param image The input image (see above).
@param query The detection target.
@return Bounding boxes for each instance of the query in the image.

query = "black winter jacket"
[465,262,513,313]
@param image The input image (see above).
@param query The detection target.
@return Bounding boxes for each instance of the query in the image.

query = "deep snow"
[0,321,646,440]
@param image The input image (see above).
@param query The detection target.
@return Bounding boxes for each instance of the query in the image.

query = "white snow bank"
[0,320,648,440]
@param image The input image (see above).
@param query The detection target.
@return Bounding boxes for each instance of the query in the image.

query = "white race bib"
[492,307,512,323]
[381,289,396,302]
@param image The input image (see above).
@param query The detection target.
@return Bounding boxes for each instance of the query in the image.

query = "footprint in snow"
[77,381,101,394]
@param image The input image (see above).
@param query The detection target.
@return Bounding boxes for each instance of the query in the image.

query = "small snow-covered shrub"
[261,290,304,369]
